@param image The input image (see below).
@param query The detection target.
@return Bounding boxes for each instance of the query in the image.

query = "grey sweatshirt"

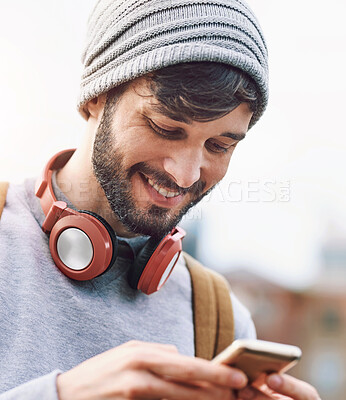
[0,178,255,399]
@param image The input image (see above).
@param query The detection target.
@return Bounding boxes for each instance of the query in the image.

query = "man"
[0,0,320,399]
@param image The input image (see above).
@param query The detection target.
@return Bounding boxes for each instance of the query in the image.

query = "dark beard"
[91,99,211,239]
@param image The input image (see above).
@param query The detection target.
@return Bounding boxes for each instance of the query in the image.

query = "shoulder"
[230,291,256,340]
[0,180,32,223]
[0,179,44,247]
[0,182,9,220]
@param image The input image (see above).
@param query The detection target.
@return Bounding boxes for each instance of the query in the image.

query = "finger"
[115,342,247,390]
[120,370,235,400]
[146,353,248,389]
[266,374,321,400]
[121,347,247,389]
[111,344,247,389]
[238,385,277,400]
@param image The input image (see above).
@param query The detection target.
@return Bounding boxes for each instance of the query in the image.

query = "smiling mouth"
[146,177,181,198]
[139,172,182,199]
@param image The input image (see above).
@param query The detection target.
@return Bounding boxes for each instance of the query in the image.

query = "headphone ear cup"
[127,237,161,290]
[79,210,118,275]
[50,209,118,280]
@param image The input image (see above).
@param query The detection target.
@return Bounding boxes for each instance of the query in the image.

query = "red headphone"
[35,149,186,294]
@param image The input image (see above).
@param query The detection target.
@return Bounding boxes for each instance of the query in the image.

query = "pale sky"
[1,0,345,289]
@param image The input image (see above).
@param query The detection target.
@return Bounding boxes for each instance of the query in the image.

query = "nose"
[163,146,202,189]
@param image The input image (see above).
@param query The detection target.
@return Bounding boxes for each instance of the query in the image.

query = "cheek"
[126,133,182,169]
[203,159,230,189]
[116,129,157,164]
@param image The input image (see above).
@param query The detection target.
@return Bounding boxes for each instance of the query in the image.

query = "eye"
[147,118,181,139]
[206,138,236,154]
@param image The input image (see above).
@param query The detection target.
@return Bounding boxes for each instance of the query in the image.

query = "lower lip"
[140,174,184,207]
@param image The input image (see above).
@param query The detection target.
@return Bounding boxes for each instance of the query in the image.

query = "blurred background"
[0,1,345,398]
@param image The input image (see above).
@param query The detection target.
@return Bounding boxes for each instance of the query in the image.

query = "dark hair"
[107,62,258,121]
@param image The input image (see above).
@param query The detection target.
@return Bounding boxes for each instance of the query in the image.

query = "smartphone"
[212,339,302,382]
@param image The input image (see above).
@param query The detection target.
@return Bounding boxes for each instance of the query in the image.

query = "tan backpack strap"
[0,182,9,220]
[208,268,235,356]
[184,252,217,360]
[183,252,234,360]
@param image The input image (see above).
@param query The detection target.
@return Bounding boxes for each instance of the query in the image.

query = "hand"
[56,340,248,400]
[237,373,321,400]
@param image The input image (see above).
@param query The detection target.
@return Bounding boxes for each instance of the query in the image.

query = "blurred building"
[226,266,346,400]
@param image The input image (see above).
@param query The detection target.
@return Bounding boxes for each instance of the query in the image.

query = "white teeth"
[147,178,180,198]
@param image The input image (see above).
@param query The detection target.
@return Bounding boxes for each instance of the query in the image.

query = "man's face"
[92,79,253,238]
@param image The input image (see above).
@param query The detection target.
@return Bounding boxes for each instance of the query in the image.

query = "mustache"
[128,162,206,197]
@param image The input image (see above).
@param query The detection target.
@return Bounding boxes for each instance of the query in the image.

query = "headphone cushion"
[127,237,161,289]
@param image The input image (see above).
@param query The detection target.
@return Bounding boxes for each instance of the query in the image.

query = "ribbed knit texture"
[78,0,268,128]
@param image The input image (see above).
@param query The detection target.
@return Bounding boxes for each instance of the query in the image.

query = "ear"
[85,94,107,120]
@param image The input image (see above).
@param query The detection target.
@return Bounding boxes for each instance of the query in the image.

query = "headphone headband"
[35,149,75,221]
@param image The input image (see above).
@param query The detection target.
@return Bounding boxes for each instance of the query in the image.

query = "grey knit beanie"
[79,0,268,128]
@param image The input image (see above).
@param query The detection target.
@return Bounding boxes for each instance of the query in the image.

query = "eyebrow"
[220,132,246,141]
